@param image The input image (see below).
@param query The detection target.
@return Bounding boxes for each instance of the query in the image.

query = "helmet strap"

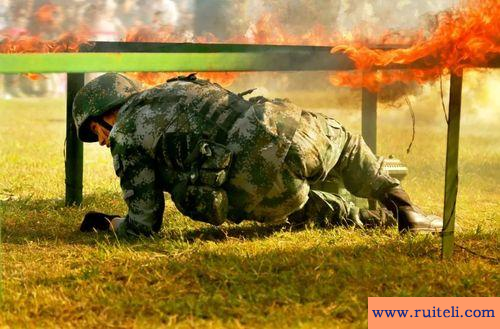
[95,117,114,132]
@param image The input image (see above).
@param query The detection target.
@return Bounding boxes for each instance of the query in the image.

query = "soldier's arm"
[112,149,165,237]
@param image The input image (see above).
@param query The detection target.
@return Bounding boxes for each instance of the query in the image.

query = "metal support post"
[361,88,378,153]
[362,88,378,209]
[442,72,463,258]
[65,73,84,205]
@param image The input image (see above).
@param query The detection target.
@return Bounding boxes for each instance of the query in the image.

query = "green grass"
[0,95,498,328]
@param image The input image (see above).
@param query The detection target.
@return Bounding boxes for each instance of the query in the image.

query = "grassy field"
[0,92,498,328]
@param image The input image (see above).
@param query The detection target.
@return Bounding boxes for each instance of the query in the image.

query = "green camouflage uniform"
[110,77,399,237]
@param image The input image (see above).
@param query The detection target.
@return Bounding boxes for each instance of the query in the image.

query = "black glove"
[80,211,120,232]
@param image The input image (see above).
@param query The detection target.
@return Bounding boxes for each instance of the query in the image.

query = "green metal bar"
[0,52,355,73]
[65,73,84,206]
[1,51,496,74]
[442,72,463,258]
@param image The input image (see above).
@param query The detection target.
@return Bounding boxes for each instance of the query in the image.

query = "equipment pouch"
[171,183,228,226]
[161,133,202,171]
[186,140,233,188]
[187,140,232,170]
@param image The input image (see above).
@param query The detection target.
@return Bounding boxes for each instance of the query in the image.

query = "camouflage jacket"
[110,77,302,236]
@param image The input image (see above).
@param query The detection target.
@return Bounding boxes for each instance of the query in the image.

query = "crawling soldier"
[73,73,442,237]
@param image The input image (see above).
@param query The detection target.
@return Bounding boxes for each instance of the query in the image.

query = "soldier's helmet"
[72,73,141,142]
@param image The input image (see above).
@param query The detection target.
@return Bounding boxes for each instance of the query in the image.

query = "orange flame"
[0,32,88,80]
[1,1,497,90]
[0,10,337,85]
[330,0,500,91]
[24,73,46,81]
[0,33,87,53]
[123,25,239,86]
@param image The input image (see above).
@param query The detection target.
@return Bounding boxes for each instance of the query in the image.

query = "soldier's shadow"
[1,194,306,246]
[175,222,307,243]
[1,194,123,246]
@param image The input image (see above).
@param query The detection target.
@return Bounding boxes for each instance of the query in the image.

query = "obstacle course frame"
[2,41,498,257]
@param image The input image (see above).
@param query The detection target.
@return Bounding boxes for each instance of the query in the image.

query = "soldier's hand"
[80,211,120,232]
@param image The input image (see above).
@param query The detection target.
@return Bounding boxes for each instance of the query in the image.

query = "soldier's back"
[112,77,306,223]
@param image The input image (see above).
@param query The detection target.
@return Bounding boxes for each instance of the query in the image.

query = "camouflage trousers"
[249,110,400,226]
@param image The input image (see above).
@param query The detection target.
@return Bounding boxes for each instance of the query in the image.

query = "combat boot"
[379,187,443,233]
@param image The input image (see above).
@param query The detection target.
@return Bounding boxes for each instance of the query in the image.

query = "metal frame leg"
[362,88,378,209]
[65,73,84,206]
[442,73,463,258]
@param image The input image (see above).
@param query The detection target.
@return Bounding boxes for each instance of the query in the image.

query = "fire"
[123,26,239,86]
[0,0,497,90]
[0,33,86,53]
[0,32,87,81]
[126,71,239,88]
[330,0,500,91]
[124,25,186,86]
[24,73,46,81]
[121,15,332,86]
[124,11,331,87]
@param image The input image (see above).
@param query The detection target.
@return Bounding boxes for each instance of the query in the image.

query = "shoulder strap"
[166,73,198,83]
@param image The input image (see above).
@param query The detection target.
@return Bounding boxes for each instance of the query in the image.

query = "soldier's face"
[90,121,111,147]
[89,111,118,148]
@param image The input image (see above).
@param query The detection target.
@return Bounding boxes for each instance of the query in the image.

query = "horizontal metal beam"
[0,41,497,74]
[81,41,339,53]
[0,52,356,73]
[83,41,417,53]
[84,41,500,68]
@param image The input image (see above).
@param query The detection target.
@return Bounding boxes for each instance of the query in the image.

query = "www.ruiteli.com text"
[372,307,495,318]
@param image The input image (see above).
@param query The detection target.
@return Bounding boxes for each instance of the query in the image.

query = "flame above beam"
[330,0,500,91]
[0,0,497,91]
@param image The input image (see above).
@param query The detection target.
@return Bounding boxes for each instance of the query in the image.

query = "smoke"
[198,0,464,105]
[2,1,459,44]
[336,0,457,35]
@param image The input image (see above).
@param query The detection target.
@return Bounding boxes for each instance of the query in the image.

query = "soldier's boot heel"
[379,187,443,234]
